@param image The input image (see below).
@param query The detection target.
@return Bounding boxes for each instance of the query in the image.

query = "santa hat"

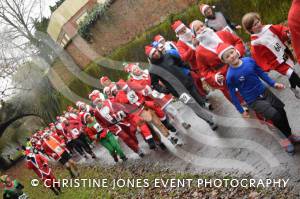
[88,90,100,100]
[91,92,105,105]
[199,4,210,15]
[145,45,156,58]
[216,43,234,60]
[81,112,91,124]
[171,20,186,33]
[100,76,109,85]
[154,34,165,43]
[116,79,128,91]
[124,63,139,73]
[49,123,55,127]
[76,101,83,107]
[110,84,118,94]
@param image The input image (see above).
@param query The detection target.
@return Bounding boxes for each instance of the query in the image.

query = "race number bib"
[54,146,63,154]
[93,123,103,133]
[71,128,80,137]
[151,90,165,99]
[127,90,139,104]
[179,93,191,104]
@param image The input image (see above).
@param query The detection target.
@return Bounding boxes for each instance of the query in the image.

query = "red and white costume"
[93,99,140,153]
[195,28,245,100]
[251,24,295,77]
[172,20,207,96]
[26,152,58,188]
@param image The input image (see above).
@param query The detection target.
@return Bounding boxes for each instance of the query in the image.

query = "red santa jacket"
[64,118,83,140]
[250,24,291,72]
[94,99,125,135]
[176,40,197,70]
[26,153,52,179]
[195,30,245,87]
[127,71,173,109]
[84,120,107,141]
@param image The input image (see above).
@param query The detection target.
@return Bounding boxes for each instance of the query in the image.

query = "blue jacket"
[226,57,276,113]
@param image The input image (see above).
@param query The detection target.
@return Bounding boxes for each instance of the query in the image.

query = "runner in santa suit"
[145,45,218,131]
[242,12,300,99]
[91,92,137,159]
[125,63,191,131]
[171,20,210,100]
[194,20,246,101]
[288,0,300,64]
[41,132,79,178]
[113,79,165,149]
[100,77,155,151]
[25,149,61,195]
[63,118,96,159]
[82,112,128,161]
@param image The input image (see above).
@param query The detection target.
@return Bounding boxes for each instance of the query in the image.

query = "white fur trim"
[286,67,294,78]
[218,45,234,60]
[145,135,153,140]
[149,48,156,58]
[160,115,166,121]
[175,23,185,33]
[214,72,223,86]
[201,5,210,15]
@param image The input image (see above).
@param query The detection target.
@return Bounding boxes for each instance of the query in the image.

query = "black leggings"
[289,71,300,89]
[249,89,292,138]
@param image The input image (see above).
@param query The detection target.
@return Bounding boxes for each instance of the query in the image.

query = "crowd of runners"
[2,1,300,197]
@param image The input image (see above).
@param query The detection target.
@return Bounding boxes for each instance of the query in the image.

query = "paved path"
[79,68,300,193]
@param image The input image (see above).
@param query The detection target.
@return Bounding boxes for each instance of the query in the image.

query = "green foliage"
[78,0,114,41]
[49,0,65,13]
[33,17,50,33]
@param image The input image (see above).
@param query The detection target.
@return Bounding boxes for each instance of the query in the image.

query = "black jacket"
[149,54,193,97]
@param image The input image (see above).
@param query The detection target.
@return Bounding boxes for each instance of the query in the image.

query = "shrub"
[78,0,115,41]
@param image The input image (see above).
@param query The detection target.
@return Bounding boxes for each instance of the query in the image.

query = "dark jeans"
[289,71,300,89]
[249,89,291,138]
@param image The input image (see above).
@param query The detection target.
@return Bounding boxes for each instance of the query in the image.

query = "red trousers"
[117,130,139,153]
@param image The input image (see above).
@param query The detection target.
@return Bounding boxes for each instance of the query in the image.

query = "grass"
[0,162,294,198]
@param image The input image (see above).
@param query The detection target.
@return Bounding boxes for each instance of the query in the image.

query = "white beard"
[178,28,194,43]
[196,28,223,53]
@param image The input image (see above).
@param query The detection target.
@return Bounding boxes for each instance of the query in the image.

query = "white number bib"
[93,122,103,133]
[151,90,165,99]
[179,93,191,104]
[127,90,139,104]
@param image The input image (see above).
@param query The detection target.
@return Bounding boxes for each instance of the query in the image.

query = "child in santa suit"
[193,20,246,102]
[41,132,79,178]
[217,42,300,155]
[288,0,300,63]
[25,148,61,195]
[171,20,209,100]
[82,112,129,161]
[242,12,300,99]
